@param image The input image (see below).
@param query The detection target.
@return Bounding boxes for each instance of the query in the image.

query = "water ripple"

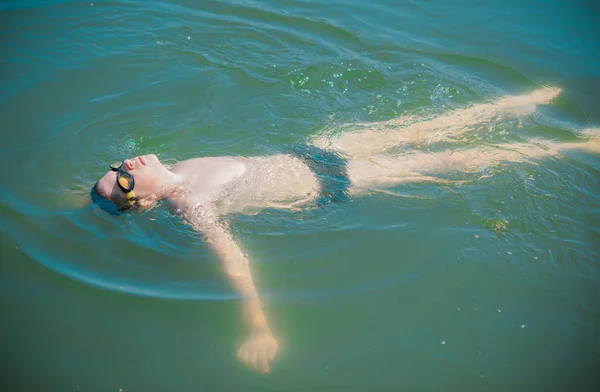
[2,0,598,313]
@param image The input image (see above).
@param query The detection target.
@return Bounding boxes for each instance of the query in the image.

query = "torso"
[167,154,319,216]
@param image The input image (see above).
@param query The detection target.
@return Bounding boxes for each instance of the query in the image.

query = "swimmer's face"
[94,154,162,208]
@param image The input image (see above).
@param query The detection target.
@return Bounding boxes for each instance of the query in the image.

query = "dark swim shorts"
[289,143,351,207]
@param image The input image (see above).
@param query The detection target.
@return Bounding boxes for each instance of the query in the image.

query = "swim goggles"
[110,161,136,205]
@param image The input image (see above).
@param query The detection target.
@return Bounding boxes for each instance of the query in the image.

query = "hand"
[237,330,278,373]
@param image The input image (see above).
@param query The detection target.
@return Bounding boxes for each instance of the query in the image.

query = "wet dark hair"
[90,183,133,215]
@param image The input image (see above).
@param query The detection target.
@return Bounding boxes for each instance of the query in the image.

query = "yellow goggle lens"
[118,176,132,189]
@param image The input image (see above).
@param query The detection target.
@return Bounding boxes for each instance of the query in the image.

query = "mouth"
[139,156,146,166]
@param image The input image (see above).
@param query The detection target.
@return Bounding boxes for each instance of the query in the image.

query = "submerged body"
[93,87,599,373]
[169,154,320,214]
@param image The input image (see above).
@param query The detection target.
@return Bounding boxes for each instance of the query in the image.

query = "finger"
[240,348,250,367]
[267,344,278,361]
[250,350,260,372]
[257,351,270,373]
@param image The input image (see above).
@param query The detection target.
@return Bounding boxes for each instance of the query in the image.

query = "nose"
[124,159,135,170]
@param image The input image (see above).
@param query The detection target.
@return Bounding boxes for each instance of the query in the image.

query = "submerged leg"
[346,137,598,189]
[311,87,562,158]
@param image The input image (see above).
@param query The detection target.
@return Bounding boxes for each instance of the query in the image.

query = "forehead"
[96,170,125,201]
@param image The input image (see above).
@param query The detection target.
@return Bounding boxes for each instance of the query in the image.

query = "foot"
[526,86,562,105]
[578,138,600,154]
[499,86,562,116]
[580,127,600,138]
[530,137,600,155]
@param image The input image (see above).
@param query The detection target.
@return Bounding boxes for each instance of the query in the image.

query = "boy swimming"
[92,87,598,373]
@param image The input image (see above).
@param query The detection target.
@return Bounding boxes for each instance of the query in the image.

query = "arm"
[190,210,278,373]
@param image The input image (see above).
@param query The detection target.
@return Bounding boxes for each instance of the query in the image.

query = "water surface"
[1,0,599,390]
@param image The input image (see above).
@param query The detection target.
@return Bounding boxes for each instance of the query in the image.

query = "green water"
[1,0,599,390]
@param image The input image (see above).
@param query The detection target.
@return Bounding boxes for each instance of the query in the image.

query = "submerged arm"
[189,209,278,373]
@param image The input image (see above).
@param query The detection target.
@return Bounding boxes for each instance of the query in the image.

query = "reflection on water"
[1,0,599,390]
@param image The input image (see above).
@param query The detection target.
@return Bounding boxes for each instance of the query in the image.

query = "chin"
[145,154,161,166]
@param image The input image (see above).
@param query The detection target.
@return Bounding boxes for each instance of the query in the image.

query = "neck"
[154,169,185,199]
